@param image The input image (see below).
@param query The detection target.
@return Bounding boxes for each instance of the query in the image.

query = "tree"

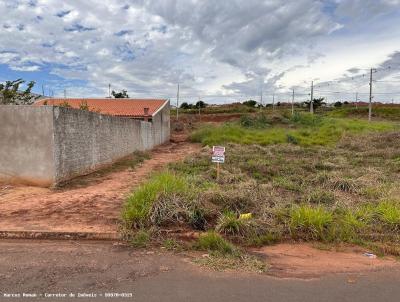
[304,97,325,110]
[243,100,257,107]
[0,79,36,105]
[195,100,207,108]
[111,89,129,98]
[180,102,191,109]
[334,101,343,108]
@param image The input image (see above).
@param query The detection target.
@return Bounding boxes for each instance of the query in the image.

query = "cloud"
[0,0,398,101]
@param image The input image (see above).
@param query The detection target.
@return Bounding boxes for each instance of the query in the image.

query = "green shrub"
[196,231,236,255]
[122,171,190,228]
[290,205,333,240]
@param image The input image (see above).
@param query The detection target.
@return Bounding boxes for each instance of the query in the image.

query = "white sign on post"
[212,146,225,163]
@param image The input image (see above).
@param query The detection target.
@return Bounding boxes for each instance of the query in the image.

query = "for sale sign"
[212,146,225,163]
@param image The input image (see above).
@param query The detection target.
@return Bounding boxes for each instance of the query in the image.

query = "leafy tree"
[0,79,36,104]
[304,97,325,110]
[334,101,343,108]
[111,89,129,98]
[195,100,207,108]
[180,102,192,109]
[243,100,257,107]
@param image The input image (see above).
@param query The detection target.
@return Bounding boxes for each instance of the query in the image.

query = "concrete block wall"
[0,106,56,186]
[0,104,170,186]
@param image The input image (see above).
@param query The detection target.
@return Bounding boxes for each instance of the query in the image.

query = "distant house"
[35,98,169,121]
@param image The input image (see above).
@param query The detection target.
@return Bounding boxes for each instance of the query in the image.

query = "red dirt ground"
[0,141,201,234]
[253,243,400,278]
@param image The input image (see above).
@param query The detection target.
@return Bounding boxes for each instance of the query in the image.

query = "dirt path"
[0,141,200,234]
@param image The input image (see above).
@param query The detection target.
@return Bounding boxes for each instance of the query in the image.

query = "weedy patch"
[193,252,267,273]
[129,229,151,248]
[121,111,400,256]
[195,231,237,255]
[162,238,183,251]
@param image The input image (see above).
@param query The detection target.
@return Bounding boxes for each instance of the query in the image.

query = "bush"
[196,231,236,255]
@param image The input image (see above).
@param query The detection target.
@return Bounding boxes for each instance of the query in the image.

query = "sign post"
[212,146,225,180]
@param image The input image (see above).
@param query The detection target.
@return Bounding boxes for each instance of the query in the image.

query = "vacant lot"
[123,110,400,259]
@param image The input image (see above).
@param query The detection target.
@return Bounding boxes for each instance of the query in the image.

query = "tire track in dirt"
[0,141,201,233]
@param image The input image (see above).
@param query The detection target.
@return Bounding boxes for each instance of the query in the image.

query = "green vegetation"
[290,205,333,240]
[122,110,400,257]
[195,231,236,255]
[129,229,151,248]
[328,106,400,121]
[122,171,191,228]
[191,113,395,147]
[193,252,267,273]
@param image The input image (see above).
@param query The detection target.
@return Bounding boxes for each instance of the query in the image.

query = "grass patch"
[195,231,236,255]
[376,200,400,228]
[290,205,333,240]
[129,229,151,248]
[193,252,267,273]
[122,171,191,228]
[190,113,395,147]
[162,238,183,251]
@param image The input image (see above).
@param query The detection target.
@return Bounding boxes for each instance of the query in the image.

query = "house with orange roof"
[35,98,169,122]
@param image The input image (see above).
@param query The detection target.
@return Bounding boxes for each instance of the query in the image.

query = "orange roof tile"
[35,98,168,117]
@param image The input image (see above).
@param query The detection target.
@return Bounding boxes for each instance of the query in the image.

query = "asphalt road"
[0,240,399,302]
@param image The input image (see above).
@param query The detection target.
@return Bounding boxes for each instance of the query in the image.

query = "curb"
[0,230,120,241]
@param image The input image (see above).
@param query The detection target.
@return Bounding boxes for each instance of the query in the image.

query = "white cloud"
[0,0,399,102]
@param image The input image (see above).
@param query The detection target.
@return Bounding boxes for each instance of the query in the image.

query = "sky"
[0,0,400,104]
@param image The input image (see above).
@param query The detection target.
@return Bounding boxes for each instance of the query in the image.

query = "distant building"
[35,98,169,121]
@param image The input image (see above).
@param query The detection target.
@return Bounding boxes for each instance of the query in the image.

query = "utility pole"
[310,81,314,114]
[42,84,45,96]
[368,68,375,122]
[176,83,180,120]
[291,88,295,116]
[355,92,358,109]
[64,89,66,99]
[108,84,111,98]
[272,93,275,112]
[198,97,201,121]
[260,87,263,112]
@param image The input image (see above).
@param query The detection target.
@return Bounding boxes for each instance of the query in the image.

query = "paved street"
[0,240,399,302]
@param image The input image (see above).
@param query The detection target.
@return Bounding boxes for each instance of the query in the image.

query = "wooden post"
[216,162,220,180]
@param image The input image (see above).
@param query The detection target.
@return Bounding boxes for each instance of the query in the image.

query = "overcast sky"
[1,0,400,103]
